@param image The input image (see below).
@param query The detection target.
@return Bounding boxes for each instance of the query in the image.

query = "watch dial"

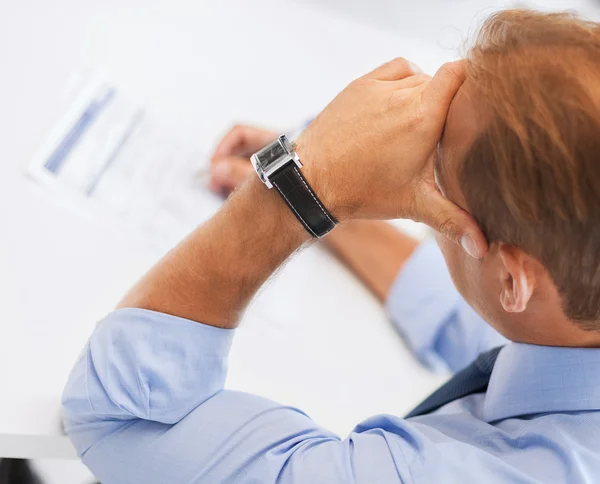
[257,141,287,169]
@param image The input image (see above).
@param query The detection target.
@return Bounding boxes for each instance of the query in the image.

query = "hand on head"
[209,58,487,259]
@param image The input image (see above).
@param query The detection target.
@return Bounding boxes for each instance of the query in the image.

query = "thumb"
[418,189,488,259]
[422,60,466,114]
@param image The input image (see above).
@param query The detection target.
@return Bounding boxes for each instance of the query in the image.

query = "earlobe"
[498,245,535,313]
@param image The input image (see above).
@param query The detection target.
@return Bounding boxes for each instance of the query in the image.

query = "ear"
[498,244,536,313]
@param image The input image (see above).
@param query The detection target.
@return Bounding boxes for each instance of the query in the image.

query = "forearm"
[323,221,418,302]
[63,60,486,481]
[118,176,310,328]
[118,59,483,329]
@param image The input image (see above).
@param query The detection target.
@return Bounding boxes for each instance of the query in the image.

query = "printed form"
[27,75,222,250]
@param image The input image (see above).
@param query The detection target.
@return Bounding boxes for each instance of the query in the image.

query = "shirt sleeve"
[385,239,507,373]
[62,309,424,483]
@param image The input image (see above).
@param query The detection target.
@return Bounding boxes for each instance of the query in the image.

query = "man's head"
[436,9,600,344]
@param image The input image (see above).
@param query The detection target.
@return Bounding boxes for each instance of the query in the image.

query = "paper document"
[27,75,222,249]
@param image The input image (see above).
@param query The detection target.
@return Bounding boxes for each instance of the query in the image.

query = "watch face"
[257,139,288,171]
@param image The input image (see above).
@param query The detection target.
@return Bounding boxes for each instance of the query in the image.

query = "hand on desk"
[210,125,277,193]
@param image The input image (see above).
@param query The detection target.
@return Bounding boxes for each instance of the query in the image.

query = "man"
[63,9,600,483]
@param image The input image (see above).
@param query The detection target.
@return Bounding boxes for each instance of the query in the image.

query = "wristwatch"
[251,135,337,238]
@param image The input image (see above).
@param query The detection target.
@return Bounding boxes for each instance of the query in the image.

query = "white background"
[1,0,598,482]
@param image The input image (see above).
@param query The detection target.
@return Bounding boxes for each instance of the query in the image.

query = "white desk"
[0,0,449,459]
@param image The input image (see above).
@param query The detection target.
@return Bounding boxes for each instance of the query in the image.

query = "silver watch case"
[250,135,303,189]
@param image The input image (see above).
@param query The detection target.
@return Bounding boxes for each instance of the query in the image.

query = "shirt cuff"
[385,239,461,372]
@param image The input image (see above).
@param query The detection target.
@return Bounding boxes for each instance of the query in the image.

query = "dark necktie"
[406,346,504,418]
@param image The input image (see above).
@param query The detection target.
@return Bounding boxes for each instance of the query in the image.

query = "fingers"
[422,60,466,113]
[212,126,249,159]
[212,125,277,160]
[209,125,277,193]
[418,189,488,259]
[210,157,255,193]
[366,57,422,81]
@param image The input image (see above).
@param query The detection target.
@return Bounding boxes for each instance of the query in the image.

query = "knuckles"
[349,76,376,91]
[386,56,411,72]
[411,73,433,85]
[438,61,465,83]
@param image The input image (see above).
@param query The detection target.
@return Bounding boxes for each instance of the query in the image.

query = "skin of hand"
[211,59,486,258]
[120,57,486,328]
[295,58,486,259]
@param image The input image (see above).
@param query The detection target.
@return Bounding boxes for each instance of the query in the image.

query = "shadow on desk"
[0,459,43,484]
[0,459,100,484]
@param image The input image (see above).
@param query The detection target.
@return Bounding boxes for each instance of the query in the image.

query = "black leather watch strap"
[270,163,337,238]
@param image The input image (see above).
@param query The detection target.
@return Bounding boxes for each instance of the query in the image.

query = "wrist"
[242,176,312,247]
[294,135,355,223]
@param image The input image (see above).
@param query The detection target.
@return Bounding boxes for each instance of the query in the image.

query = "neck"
[496,310,600,348]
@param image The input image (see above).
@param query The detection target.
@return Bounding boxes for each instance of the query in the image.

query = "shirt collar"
[483,342,600,422]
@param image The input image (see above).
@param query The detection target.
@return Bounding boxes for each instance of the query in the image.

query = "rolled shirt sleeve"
[385,239,507,373]
[61,251,593,483]
[62,308,235,454]
[62,309,421,483]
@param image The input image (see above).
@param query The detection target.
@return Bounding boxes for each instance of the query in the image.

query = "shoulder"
[398,411,600,484]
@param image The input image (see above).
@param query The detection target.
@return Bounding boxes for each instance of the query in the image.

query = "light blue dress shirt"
[62,240,600,483]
